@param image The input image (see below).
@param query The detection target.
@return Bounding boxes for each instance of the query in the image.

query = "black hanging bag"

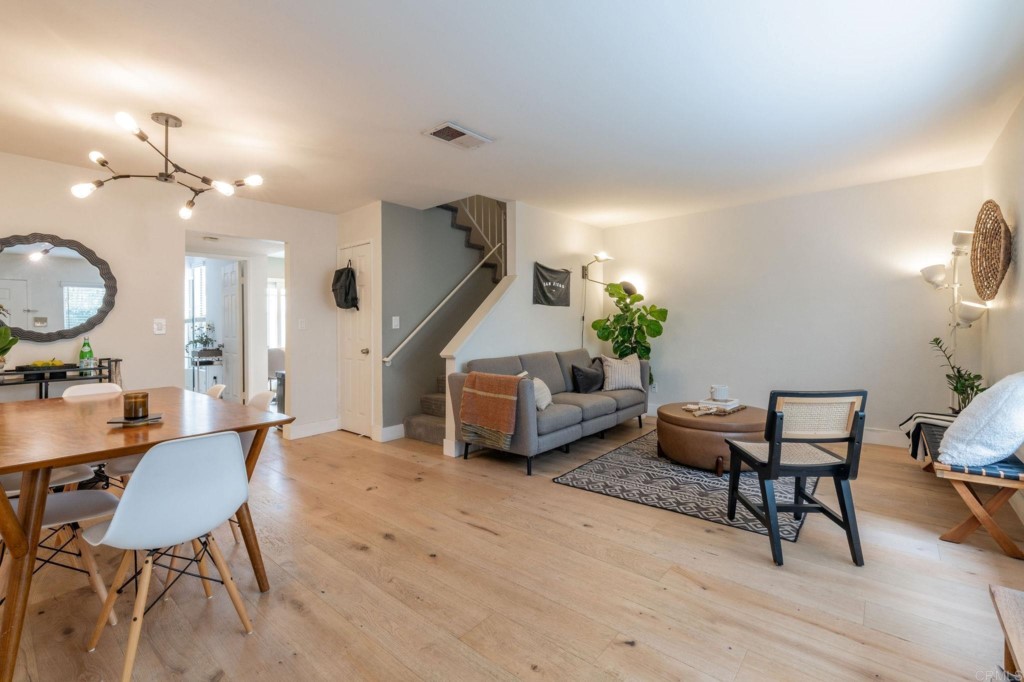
[332,260,359,310]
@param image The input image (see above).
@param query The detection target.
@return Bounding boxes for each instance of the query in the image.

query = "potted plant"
[930,337,985,413]
[591,283,669,380]
[186,323,222,358]
[0,306,18,372]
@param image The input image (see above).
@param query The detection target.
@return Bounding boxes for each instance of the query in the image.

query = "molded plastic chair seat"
[13,490,119,528]
[206,384,226,399]
[0,464,96,498]
[104,455,143,478]
[62,383,123,398]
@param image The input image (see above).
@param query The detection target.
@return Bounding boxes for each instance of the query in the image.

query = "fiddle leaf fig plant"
[591,282,669,362]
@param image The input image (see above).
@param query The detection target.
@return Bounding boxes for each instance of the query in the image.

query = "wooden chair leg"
[87,550,134,652]
[229,517,242,544]
[793,477,806,521]
[192,539,214,599]
[834,478,864,566]
[0,542,8,603]
[74,528,117,626]
[726,454,742,520]
[120,552,154,682]
[759,477,784,566]
[205,534,254,634]
[164,543,181,586]
[942,481,1024,559]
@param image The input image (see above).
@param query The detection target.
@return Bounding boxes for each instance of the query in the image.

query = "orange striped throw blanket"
[460,371,521,450]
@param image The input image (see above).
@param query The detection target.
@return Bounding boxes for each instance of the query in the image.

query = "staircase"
[440,195,507,284]
[399,195,507,446]
[403,374,448,445]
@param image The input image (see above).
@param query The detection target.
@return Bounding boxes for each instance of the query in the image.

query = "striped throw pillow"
[602,354,643,391]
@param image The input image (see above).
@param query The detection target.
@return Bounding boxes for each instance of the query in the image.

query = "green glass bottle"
[79,337,94,374]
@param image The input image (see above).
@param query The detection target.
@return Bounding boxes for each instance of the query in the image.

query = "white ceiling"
[3,1,1024,227]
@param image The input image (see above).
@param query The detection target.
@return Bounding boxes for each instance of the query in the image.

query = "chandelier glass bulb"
[88,151,106,165]
[71,181,100,198]
[243,174,263,187]
[211,180,235,196]
[179,200,195,220]
[114,111,140,134]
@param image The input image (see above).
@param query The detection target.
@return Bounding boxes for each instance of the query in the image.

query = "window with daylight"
[62,284,105,328]
[267,278,286,349]
[184,264,208,351]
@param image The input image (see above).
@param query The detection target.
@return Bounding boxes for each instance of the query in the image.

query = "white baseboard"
[864,428,907,448]
[374,424,405,442]
[285,418,339,440]
[443,438,462,458]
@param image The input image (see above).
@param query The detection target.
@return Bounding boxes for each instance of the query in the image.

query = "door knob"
[360,348,370,355]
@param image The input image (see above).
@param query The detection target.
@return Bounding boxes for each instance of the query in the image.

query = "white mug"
[710,384,730,401]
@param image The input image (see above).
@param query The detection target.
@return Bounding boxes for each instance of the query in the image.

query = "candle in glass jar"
[123,391,149,420]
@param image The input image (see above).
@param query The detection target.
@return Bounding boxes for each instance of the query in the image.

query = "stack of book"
[699,398,740,411]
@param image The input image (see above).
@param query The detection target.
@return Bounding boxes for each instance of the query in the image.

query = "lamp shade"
[920,264,947,287]
[952,231,974,250]
[956,301,988,325]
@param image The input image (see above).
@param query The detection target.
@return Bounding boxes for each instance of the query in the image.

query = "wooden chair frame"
[726,390,868,567]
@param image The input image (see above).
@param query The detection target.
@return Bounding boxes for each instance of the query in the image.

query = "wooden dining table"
[0,386,293,681]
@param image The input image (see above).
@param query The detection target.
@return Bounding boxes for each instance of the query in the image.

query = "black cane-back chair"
[726,390,867,566]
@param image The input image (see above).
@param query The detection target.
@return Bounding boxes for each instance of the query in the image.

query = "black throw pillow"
[572,364,603,394]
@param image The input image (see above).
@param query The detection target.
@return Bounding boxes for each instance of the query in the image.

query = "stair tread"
[403,413,446,445]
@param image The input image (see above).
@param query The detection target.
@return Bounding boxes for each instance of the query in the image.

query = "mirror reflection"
[0,243,106,332]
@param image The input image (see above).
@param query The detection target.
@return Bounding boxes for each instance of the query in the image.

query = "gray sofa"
[448,349,649,475]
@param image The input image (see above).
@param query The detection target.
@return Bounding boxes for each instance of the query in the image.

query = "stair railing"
[458,196,507,277]
[382,243,502,366]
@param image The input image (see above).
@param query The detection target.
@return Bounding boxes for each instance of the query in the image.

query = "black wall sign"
[533,262,571,306]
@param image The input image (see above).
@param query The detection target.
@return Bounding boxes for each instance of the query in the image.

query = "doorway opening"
[185,233,286,411]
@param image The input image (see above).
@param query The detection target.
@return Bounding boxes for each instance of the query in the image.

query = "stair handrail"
[382,243,502,366]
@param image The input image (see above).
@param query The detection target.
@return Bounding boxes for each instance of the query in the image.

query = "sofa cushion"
[536,403,583,435]
[533,377,553,410]
[552,392,616,420]
[601,389,646,410]
[467,355,524,376]
[556,349,593,391]
[571,364,604,393]
[520,351,567,394]
[602,354,643,391]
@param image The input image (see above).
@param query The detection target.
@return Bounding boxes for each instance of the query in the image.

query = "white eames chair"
[0,489,120,624]
[62,383,123,398]
[84,432,253,681]
[206,384,226,399]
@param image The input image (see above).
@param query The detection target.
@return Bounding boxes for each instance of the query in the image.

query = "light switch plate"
[153,318,166,335]
[298,318,307,331]
[392,316,400,329]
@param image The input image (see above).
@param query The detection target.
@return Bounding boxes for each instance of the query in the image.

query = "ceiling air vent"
[424,121,492,150]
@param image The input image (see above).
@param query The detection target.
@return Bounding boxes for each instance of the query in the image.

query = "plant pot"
[193,348,222,358]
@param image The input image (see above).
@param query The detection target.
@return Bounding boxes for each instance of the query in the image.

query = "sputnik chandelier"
[71,112,262,220]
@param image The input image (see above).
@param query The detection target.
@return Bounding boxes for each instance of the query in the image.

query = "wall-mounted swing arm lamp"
[70,112,263,221]
[580,252,642,346]
[919,230,989,360]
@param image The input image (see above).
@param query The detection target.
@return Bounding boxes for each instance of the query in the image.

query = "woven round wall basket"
[971,199,1012,301]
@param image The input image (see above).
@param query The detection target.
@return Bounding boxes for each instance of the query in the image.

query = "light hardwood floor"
[11,419,1023,680]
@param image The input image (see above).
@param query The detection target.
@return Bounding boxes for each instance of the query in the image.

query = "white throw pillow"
[938,371,1024,467]
[533,377,553,411]
[602,354,643,391]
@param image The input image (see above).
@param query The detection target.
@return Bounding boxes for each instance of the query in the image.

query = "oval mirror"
[0,233,117,342]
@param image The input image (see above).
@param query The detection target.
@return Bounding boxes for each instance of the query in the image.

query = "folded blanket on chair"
[460,371,521,450]
[899,412,957,461]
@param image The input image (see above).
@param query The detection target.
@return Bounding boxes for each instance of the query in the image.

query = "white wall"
[981,96,1024,383]
[442,201,605,455]
[0,151,338,438]
[603,168,984,445]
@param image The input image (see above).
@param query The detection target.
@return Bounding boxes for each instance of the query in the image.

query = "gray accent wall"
[381,202,496,426]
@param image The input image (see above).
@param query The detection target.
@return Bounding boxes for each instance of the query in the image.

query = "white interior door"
[221,261,246,402]
[0,279,28,330]
[338,244,372,435]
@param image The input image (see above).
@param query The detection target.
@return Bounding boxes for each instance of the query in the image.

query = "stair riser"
[420,394,446,418]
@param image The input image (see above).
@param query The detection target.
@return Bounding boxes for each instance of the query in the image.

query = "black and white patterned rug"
[553,431,817,541]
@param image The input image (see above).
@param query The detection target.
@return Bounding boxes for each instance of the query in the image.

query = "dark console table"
[0,358,122,399]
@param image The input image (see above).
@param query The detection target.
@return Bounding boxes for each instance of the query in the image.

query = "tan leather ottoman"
[656,402,767,476]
